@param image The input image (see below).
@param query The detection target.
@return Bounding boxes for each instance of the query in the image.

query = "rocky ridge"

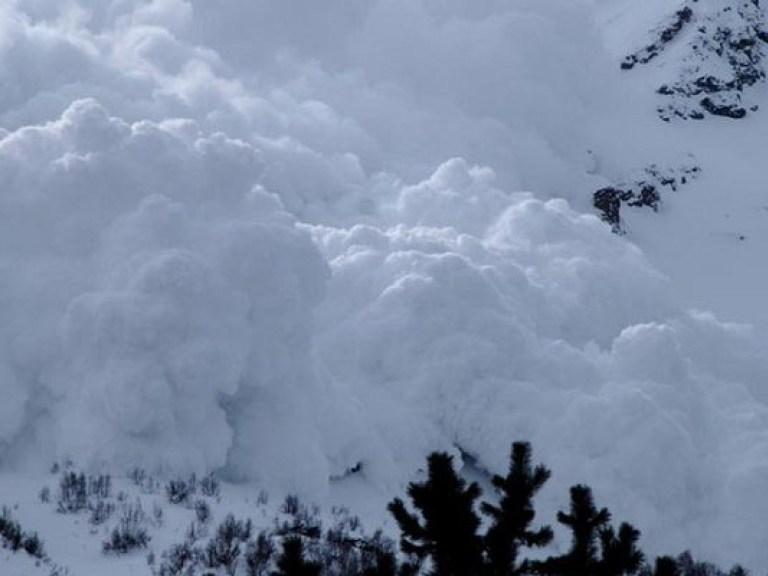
[622,0,768,121]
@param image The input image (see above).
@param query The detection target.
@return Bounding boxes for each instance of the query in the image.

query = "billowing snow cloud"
[2,0,768,569]
[0,96,381,497]
[312,170,768,561]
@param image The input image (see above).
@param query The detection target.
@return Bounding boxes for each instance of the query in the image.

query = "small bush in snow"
[185,521,203,545]
[57,472,87,513]
[166,476,197,505]
[277,496,322,540]
[203,514,252,575]
[103,500,150,554]
[21,532,45,558]
[88,474,112,499]
[0,506,45,559]
[129,467,147,487]
[89,500,115,526]
[281,494,300,516]
[195,499,211,525]
[56,470,112,515]
[158,541,199,576]
[153,501,165,527]
[199,473,220,498]
[245,531,275,576]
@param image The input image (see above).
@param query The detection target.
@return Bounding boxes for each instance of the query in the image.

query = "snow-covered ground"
[3,0,768,572]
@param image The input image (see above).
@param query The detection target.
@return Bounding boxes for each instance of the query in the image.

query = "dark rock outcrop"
[622,7,694,70]
[593,162,700,233]
[622,0,768,121]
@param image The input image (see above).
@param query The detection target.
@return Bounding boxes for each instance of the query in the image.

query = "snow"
[2,0,768,571]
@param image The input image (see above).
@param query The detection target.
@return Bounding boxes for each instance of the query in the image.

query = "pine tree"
[540,484,610,576]
[362,548,398,576]
[597,523,644,576]
[481,441,553,576]
[388,452,484,576]
[669,551,750,576]
[273,536,321,576]
[541,485,644,576]
[650,556,679,576]
[360,531,399,576]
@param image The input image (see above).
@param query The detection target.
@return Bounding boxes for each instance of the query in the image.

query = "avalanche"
[1,0,768,570]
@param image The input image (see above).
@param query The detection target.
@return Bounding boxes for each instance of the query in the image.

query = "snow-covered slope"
[2,0,768,572]
[619,0,767,120]
[594,0,768,330]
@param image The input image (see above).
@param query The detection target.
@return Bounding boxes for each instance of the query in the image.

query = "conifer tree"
[388,452,484,576]
[481,441,553,576]
[540,484,610,576]
[541,485,644,576]
[360,532,399,576]
[597,523,644,576]
[669,551,749,576]
[273,536,321,576]
[650,556,679,576]
[361,547,398,576]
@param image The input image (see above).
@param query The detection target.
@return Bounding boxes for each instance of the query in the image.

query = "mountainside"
[622,0,768,120]
[2,0,768,573]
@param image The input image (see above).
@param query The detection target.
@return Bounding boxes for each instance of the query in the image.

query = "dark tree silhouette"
[204,514,253,575]
[481,441,553,576]
[359,531,399,576]
[541,485,644,576]
[597,522,644,576]
[361,546,398,576]
[388,452,484,576]
[552,484,611,575]
[649,556,679,576]
[665,551,750,576]
[273,536,321,576]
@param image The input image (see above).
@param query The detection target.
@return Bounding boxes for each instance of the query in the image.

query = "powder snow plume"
[2,0,768,569]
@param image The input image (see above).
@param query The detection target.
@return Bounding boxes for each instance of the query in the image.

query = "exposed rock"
[700,95,748,117]
[622,0,768,121]
[594,187,632,232]
[594,161,701,233]
[622,7,695,70]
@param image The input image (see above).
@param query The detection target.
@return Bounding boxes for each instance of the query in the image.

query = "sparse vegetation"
[153,493,398,576]
[56,470,113,520]
[245,531,275,576]
[19,452,761,575]
[195,499,211,525]
[0,506,45,559]
[158,541,198,576]
[200,474,221,498]
[203,514,253,575]
[102,499,151,554]
[166,476,197,506]
[89,500,115,526]
[57,471,88,513]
